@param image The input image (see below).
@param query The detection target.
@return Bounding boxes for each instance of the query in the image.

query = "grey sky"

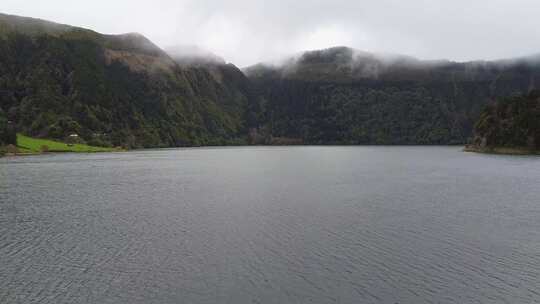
[2,0,539,67]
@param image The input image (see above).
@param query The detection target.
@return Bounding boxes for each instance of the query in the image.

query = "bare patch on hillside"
[104,49,176,74]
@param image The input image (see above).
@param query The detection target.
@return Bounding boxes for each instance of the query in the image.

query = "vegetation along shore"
[1,13,539,155]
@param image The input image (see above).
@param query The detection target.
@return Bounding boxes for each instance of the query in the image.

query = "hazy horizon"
[3,0,540,67]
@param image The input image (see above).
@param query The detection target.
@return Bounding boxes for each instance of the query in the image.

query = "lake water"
[1,146,540,303]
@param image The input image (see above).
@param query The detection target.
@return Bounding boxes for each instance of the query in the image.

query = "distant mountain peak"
[0,12,252,148]
[245,47,428,81]
[247,46,539,82]
[105,31,170,58]
[0,13,176,73]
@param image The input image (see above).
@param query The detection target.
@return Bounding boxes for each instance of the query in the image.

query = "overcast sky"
[2,0,539,67]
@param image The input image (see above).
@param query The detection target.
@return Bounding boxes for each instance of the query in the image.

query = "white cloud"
[295,25,356,52]
[2,0,540,67]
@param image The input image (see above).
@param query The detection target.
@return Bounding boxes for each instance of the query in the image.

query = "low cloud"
[3,0,540,67]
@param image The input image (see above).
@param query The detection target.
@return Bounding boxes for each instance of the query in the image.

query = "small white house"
[67,133,80,145]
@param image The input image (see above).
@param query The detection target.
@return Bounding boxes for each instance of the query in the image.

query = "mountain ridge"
[0,13,253,148]
[244,46,540,145]
[245,46,540,83]
[2,13,540,148]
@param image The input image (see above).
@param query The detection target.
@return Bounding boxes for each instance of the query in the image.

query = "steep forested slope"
[3,13,540,148]
[0,13,251,148]
[468,91,540,153]
[246,47,540,144]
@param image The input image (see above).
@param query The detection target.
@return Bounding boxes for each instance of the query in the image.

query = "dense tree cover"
[246,47,540,144]
[0,108,16,146]
[247,80,473,144]
[0,13,251,148]
[3,14,540,149]
[471,91,540,150]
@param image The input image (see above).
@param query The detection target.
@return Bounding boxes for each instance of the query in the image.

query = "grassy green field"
[16,134,120,154]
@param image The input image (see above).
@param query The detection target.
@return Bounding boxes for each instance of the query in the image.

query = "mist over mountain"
[166,45,226,66]
[1,13,540,148]
[0,13,251,148]
[246,46,540,82]
[245,47,540,144]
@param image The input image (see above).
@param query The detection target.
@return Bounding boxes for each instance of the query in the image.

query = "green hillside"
[0,13,251,149]
[246,47,540,145]
[16,134,119,153]
[467,91,540,154]
[3,14,540,149]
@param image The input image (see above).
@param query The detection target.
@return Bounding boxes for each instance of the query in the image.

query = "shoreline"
[6,144,539,158]
[1,149,124,157]
[464,145,540,156]
[1,134,124,158]
[2,144,466,157]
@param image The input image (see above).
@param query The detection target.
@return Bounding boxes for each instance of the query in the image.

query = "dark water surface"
[1,147,540,303]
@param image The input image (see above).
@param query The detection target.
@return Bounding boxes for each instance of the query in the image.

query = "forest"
[469,91,540,152]
[246,47,540,145]
[0,13,252,149]
[2,14,540,151]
